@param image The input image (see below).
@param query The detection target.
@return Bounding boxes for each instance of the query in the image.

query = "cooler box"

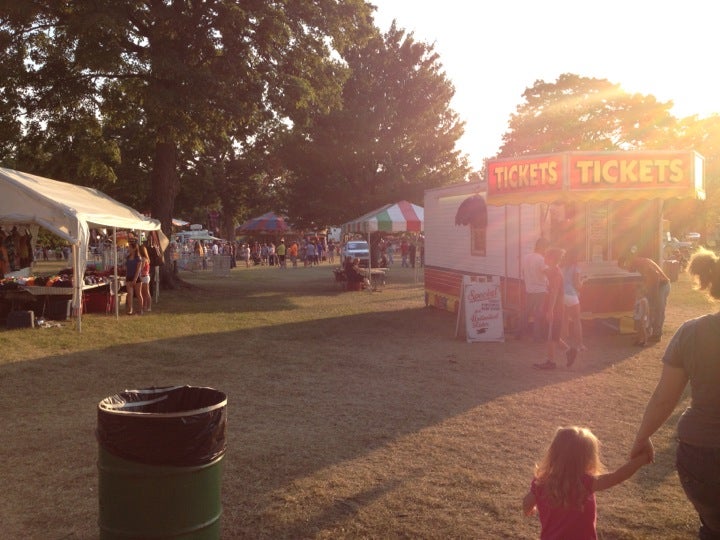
[7,310,35,329]
[84,291,111,314]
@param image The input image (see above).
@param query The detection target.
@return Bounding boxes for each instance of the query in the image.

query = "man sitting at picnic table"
[344,256,369,290]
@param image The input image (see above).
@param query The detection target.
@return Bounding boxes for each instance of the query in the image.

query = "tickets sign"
[568,152,692,190]
[486,151,704,204]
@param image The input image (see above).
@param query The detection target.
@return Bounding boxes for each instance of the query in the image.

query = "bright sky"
[372,0,720,170]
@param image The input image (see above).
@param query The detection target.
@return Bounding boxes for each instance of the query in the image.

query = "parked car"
[684,232,701,246]
[341,240,370,267]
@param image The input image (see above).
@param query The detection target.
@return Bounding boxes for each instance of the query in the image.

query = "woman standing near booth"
[125,236,144,315]
[138,244,152,313]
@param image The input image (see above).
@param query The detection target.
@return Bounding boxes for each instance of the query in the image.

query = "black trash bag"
[97,385,227,467]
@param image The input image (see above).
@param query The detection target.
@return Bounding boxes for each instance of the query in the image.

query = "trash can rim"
[98,399,227,417]
[98,386,227,417]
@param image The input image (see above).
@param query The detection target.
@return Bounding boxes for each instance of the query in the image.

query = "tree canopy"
[279,23,469,228]
[498,73,678,156]
[1,2,470,242]
[1,0,376,283]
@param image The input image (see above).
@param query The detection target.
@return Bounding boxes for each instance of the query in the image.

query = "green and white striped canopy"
[342,200,424,234]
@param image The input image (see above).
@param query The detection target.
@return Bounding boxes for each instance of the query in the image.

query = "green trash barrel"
[97,386,227,539]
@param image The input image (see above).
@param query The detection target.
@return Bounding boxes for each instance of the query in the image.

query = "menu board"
[589,206,608,261]
[461,277,504,342]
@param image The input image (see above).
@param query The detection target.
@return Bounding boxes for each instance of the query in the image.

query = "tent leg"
[72,243,82,332]
[113,227,119,319]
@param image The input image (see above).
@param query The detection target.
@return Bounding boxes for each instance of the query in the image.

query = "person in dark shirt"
[630,248,720,539]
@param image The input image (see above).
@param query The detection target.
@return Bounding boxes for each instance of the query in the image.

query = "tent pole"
[113,228,119,319]
[73,243,82,332]
[518,205,522,322]
[504,206,508,327]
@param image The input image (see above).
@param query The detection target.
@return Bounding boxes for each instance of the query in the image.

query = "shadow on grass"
[0,265,681,538]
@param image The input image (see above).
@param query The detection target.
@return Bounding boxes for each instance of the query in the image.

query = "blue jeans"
[677,441,720,539]
[651,281,670,337]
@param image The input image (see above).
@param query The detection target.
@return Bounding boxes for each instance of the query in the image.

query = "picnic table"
[358,267,388,291]
[332,267,388,291]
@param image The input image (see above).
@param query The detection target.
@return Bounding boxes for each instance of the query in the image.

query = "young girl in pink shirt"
[523,426,650,539]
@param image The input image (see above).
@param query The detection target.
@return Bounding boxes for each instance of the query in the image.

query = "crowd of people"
[168,235,425,272]
[517,240,720,539]
[236,238,330,268]
[374,237,424,268]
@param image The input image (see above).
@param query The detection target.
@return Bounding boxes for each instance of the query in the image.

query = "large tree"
[665,114,720,236]
[497,73,677,157]
[1,0,375,285]
[497,73,720,238]
[279,22,469,228]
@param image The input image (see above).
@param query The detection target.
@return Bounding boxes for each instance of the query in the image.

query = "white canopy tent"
[0,167,166,331]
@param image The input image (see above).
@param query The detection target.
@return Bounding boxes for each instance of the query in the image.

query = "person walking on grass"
[533,247,577,370]
[630,247,720,539]
[523,426,651,540]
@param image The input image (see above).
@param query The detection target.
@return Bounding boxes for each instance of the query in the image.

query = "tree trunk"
[222,205,236,243]
[150,139,181,289]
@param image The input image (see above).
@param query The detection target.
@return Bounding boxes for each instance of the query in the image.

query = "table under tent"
[0,167,167,331]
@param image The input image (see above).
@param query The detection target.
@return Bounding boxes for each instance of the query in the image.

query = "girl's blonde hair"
[534,426,604,509]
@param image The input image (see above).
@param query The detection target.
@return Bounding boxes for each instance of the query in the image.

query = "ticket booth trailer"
[423,151,705,330]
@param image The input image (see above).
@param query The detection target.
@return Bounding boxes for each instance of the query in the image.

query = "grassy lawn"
[0,261,711,538]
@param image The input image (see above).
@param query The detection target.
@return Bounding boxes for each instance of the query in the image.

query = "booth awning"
[342,200,424,234]
[454,195,487,227]
[486,151,705,206]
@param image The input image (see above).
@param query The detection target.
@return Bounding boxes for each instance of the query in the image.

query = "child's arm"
[522,490,537,516]
[592,452,651,492]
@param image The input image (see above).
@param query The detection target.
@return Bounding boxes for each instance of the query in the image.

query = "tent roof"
[0,167,161,242]
[342,200,424,234]
[0,167,165,331]
[237,211,291,233]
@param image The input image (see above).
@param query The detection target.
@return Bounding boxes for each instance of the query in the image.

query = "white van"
[341,240,370,267]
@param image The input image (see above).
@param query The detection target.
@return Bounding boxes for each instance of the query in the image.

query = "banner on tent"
[455,275,504,342]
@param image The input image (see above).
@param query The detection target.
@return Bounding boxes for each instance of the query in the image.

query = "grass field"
[0,261,711,539]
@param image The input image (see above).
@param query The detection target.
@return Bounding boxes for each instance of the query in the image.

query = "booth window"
[454,195,488,257]
[471,224,487,256]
